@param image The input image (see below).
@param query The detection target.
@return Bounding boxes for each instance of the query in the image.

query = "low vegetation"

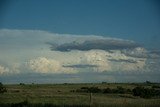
[0,82,7,93]
[76,86,160,98]
[0,82,160,107]
[132,86,160,98]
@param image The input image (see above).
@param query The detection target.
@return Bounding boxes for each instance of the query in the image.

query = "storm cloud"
[48,39,140,52]
[108,59,137,63]
[0,29,160,83]
[63,64,98,68]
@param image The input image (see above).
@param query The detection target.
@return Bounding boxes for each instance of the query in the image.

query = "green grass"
[0,83,160,107]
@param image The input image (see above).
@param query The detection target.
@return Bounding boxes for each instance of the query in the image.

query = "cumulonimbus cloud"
[0,29,159,76]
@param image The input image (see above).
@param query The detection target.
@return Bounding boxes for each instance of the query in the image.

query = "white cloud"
[84,50,146,72]
[11,63,21,73]
[0,29,158,76]
[26,57,77,74]
[0,65,9,74]
[84,50,111,72]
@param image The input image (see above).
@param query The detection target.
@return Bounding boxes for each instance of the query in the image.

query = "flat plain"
[0,83,160,107]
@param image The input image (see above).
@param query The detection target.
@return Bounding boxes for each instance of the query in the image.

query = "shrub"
[152,85,160,89]
[77,87,101,93]
[88,87,101,93]
[81,87,89,90]
[116,86,126,94]
[132,87,144,96]
[132,86,160,98]
[0,82,7,93]
[19,83,25,85]
[103,88,112,93]
[104,86,125,94]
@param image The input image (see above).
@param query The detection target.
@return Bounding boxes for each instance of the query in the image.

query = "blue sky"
[0,0,160,83]
[0,0,160,49]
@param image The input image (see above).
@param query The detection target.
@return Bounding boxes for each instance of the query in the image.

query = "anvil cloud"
[0,29,159,83]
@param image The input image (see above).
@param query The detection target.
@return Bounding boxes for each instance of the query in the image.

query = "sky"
[0,0,160,83]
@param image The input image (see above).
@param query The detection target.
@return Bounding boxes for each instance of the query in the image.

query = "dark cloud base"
[63,64,98,68]
[108,59,137,63]
[48,39,140,52]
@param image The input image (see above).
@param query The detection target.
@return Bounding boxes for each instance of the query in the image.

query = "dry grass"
[0,83,160,107]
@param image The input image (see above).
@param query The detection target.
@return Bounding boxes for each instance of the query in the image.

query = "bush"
[132,87,143,96]
[103,88,112,93]
[103,86,130,94]
[0,82,7,93]
[81,87,89,90]
[132,86,160,98]
[152,85,160,89]
[116,86,126,94]
[19,83,25,85]
[77,87,101,93]
[88,87,101,93]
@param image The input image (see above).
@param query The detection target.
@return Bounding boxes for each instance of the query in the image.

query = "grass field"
[0,83,160,107]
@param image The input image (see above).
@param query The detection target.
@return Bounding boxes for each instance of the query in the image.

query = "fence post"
[90,92,92,106]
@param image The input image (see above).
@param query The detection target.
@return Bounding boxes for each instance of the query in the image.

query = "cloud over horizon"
[0,29,159,83]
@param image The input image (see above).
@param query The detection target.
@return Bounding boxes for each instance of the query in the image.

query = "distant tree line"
[75,86,160,98]
[76,86,131,94]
